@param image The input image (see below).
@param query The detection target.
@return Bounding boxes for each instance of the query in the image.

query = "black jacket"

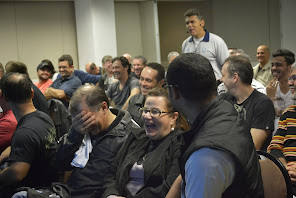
[102,128,182,198]
[127,94,145,127]
[179,95,264,198]
[56,109,138,198]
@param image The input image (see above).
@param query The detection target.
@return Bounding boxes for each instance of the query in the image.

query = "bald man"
[253,45,272,87]
[85,62,100,75]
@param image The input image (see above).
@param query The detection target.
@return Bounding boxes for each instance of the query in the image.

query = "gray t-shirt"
[106,77,139,109]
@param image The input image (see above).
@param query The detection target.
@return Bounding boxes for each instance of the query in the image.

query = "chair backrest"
[257,150,293,198]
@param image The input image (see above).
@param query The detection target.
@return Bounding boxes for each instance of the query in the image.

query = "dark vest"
[179,96,264,198]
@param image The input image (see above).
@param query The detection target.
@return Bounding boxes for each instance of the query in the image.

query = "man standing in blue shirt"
[182,8,229,80]
[44,54,82,108]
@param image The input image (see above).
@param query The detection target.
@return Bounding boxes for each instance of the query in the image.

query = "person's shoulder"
[183,36,192,44]
[252,89,272,103]
[209,32,226,42]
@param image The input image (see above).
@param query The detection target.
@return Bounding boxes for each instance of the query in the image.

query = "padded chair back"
[257,150,293,198]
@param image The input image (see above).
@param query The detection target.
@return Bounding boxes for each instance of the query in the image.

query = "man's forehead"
[141,67,157,78]
[58,60,70,66]
[272,56,286,63]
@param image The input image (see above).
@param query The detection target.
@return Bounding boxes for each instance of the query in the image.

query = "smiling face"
[132,59,145,77]
[139,67,162,96]
[256,46,270,65]
[271,56,291,81]
[185,15,205,39]
[58,60,73,78]
[103,60,113,75]
[112,60,127,80]
[142,96,178,140]
[37,67,51,81]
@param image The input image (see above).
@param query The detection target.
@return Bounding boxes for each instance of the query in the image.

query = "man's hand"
[72,111,96,135]
[266,77,278,101]
[286,162,296,182]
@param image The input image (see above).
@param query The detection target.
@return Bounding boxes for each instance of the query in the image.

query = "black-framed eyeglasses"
[139,107,171,118]
[289,75,296,81]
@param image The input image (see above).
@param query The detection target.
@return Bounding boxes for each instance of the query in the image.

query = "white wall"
[114,0,160,63]
[74,0,117,68]
[280,0,296,54]
[211,0,280,63]
[0,1,78,79]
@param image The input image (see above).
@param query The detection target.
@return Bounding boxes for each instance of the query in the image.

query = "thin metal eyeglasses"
[139,107,171,118]
[288,75,296,81]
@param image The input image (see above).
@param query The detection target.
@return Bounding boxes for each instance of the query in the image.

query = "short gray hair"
[168,51,179,61]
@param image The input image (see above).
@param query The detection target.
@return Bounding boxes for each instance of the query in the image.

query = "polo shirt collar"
[189,29,209,42]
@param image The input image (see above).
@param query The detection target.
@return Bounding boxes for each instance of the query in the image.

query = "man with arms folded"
[44,54,82,108]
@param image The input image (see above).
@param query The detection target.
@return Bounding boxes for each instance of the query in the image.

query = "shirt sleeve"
[268,111,288,159]
[7,129,39,165]
[215,37,230,66]
[129,78,140,91]
[251,97,275,130]
[63,78,82,98]
[182,147,235,198]
[106,83,114,99]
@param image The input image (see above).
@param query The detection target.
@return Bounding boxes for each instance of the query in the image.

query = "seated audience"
[127,63,165,127]
[99,55,116,91]
[107,56,140,110]
[33,59,55,94]
[5,61,49,115]
[56,85,139,198]
[218,49,266,95]
[166,53,263,197]
[0,73,57,198]
[220,55,275,151]
[253,45,272,87]
[44,54,82,108]
[130,55,147,79]
[102,88,188,198]
[268,63,296,195]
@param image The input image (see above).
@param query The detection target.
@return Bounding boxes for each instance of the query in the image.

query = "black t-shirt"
[221,89,275,151]
[7,110,58,188]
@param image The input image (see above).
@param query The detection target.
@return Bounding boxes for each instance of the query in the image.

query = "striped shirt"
[268,105,296,162]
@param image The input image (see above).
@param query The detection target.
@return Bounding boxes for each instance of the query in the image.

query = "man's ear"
[31,88,34,99]
[171,85,180,100]
[233,72,239,83]
[157,79,165,87]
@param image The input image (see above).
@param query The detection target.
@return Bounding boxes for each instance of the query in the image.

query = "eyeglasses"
[289,75,296,81]
[139,107,171,118]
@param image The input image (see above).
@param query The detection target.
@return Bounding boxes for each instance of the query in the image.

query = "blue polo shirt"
[50,74,82,108]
